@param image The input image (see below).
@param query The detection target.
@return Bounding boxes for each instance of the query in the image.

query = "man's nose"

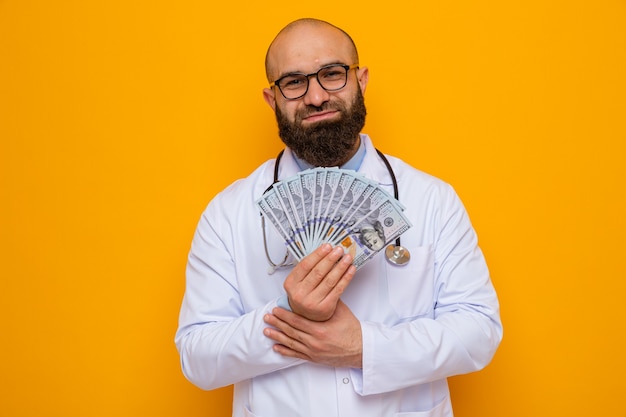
[302,76,330,107]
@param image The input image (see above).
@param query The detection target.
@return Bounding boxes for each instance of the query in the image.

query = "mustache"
[296,102,344,121]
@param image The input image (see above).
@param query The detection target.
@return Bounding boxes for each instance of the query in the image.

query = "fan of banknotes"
[256,167,412,270]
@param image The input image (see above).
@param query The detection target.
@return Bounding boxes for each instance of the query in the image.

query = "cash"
[256,167,412,270]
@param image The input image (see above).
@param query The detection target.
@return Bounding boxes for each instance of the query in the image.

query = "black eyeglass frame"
[269,63,359,100]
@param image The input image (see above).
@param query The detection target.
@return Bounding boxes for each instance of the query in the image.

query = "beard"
[275,88,367,167]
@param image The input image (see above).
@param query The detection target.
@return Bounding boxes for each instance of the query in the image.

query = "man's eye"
[321,70,343,79]
[282,77,305,89]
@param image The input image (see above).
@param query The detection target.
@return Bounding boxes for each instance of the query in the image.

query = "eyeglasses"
[270,64,359,100]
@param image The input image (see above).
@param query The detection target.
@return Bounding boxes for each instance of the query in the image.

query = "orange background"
[1,1,625,416]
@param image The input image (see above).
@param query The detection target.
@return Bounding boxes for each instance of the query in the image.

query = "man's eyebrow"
[276,62,347,79]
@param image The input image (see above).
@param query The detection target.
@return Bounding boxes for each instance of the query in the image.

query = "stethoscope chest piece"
[385,244,411,266]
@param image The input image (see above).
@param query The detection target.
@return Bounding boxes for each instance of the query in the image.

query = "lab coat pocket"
[394,395,449,416]
[386,245,435,319]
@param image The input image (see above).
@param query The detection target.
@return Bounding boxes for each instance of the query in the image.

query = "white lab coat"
[175,134,502,417]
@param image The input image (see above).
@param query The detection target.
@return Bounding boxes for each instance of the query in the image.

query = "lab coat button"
[342,377,350,384]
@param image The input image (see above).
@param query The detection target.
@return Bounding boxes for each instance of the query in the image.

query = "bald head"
[265,18,359,83]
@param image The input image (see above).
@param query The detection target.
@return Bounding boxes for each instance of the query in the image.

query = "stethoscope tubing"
[374,148,402,251]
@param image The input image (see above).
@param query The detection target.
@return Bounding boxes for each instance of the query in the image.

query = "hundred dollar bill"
[274,182,309,254]
[331,199,412,269]
[314,168,343,247]
[317,170,357,244]
[299,169,318,249]
[283,177,310,249]
[311,169,328,248]
[257,192,305,260]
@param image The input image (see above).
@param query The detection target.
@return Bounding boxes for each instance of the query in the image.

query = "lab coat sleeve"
[175,198,303,390]
[355,184,502,396]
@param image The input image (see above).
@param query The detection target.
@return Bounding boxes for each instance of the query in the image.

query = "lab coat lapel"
[357,134,393,186]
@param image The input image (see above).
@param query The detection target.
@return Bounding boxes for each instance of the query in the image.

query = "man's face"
[361,227,384,251]
[263,23,369,167]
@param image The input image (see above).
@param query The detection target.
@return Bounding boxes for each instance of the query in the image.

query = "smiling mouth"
[302,110,339,123]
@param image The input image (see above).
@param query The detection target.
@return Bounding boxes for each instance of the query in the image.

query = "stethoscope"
[261,149,411,274]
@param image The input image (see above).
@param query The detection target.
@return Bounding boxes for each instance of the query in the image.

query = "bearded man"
[176,18,502,417]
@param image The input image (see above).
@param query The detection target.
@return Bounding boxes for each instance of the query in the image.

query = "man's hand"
[283,243,356,322]
[263,300,363,368]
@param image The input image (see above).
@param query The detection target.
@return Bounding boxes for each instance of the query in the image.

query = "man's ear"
[357,67,369,94]
[263,88,277,111]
